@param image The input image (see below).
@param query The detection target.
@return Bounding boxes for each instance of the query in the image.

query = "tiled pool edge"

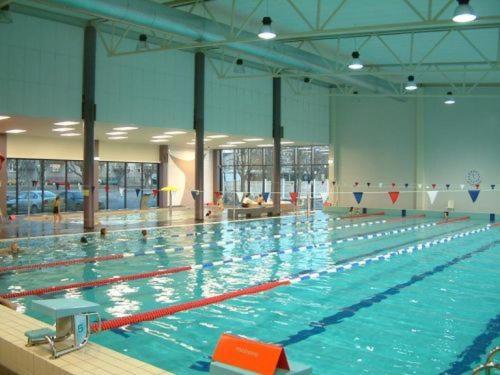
[0,306,173,375]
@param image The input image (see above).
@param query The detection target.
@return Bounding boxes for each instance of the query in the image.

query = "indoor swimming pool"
[0,212,498,374]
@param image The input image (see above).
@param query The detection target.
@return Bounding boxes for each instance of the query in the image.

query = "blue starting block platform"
[25,298,100,358]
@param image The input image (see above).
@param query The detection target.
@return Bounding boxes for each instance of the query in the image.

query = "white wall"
[332,89,500,213]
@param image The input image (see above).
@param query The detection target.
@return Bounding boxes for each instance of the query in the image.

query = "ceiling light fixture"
[243,138,264,142]
[164,131,187,135]
[114,126,138,131]
[221,144,236,148]
[108,136,127,140]
[151,135,172,139]
[5,129,26,134]
[348,51,363,70]
[453,0,476,23]
[186,142,195,145]
[258,17,276,40]
[405,75,418,91]
[281,141,295,145]
[234,58,245,74]
[444,91,456,105]
[136,34,149,51]
[228,141,246,145]
[52,127,75,132]
[106,131,127,136]
[258,144,274,147]
[207,134,229,139]
[151,139,168,143]
[60,133,81,137]
[54,121,79,126]
[0,115,11,121]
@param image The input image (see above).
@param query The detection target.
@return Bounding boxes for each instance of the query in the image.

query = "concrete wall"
[332,89,500,213]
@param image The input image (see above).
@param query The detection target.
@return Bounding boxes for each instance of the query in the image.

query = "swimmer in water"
[141,229,147,240]
[0,242,22,256]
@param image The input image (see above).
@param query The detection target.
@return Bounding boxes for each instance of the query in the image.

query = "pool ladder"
[472,346,500,374]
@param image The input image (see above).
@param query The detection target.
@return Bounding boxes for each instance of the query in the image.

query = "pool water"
[0,213,498,374]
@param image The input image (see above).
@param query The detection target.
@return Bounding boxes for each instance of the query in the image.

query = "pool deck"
[0,305,172,375]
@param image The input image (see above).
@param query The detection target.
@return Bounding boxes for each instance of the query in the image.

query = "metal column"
[272,77,282,216]
[158,144,169,208]
[82,25,96,230]
[194,51,205,221]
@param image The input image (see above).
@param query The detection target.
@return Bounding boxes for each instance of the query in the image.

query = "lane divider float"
[3,221,439,299]
[90,225,490,332]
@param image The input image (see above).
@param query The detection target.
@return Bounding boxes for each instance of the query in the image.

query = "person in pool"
[100,228,107,237]
[80,236,88,244]
[141,229,148,240]
[0,297,17,310]
[0,242,22,256]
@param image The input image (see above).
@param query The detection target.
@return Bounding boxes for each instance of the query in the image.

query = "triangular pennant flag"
[332,181,336,186]
[236,192,243,202]
[119,187,124,196]
[404,183,409,188]
[289,192,298,204]
[468,189,480,203]
[378,182,383,188]
[135,188,141,197]
[417,184,422,189]
[0,155,4,170]
[446,184,450,189]
[191,190,199,199]
[460,184,465,190]
[353,191,363,204]
[432,183,436,189]
[388,191,400,204]
[366,182,371,187]
[427,190,438,205]
[491,184,496,190]
[263,192,270,202]
[152,189,158,197]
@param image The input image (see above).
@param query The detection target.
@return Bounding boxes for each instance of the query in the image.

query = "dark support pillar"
[93,140,99,211]
[212,150,221,203]
[194,51,205,221]
[0,134,7,219]
[272,77,282,216]
[158,145,169,208]
[82,25,96,230]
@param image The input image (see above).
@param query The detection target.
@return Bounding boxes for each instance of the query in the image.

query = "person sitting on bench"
[348,206,361,216]
[241,193,255,208]
[256,194,265,206]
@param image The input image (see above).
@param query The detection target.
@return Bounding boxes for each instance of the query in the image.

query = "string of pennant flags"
[331,181,496,205]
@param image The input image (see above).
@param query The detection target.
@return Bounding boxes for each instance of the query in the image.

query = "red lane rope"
[437,216,470,225]
[91,280,290,332]
[0,254,125,274]
[0,265,192,299]
[339,211,385,220]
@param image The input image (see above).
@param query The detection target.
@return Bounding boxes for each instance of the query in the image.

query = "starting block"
[210,333,312,375]
[25,298,101,358]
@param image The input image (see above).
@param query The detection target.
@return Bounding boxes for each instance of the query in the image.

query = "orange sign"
[212,333,290,375]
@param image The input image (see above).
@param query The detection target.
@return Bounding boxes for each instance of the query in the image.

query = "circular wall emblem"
[465,170,481,185]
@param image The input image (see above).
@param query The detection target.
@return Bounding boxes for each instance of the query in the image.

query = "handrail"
[472,346,500,375]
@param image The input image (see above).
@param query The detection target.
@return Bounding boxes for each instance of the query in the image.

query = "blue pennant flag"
[191,190,199,200]
[135,188,141,197]
[468,189,480,203]
[263,192,270,202]
[353,191,363,204]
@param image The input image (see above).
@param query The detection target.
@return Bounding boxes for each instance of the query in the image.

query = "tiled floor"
[0,306,172,375]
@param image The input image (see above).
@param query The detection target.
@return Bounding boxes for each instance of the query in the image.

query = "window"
[6,159,160,214]
[217,145,330,207]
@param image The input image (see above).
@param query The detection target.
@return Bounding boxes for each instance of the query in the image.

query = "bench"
[228,206,275,219]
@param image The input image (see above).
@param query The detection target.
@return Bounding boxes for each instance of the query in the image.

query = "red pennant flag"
[152,189,159,197]
[0,154,5,170]
[388,191,400,204]
[290,192,298,205]
[432,183,436,189]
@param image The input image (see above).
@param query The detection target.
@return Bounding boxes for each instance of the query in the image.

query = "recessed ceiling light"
[258,144,274,147]
[60,133,81,137]
[0,116,11,121]
[164,131,187,135]
[152,135,172,139]
[151,139,169,143]
[113,126,138,131]
[5,129,26,134]
[243,138,264,141]
[52,127,75,132]
[228,141,246,145]
[106,131,127,136]
[54,121,79,126]
[207,134,229,139]
[186,142,195,145]
[281,141,295,145]
[108,136,127,140]
[221,144,236,148]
